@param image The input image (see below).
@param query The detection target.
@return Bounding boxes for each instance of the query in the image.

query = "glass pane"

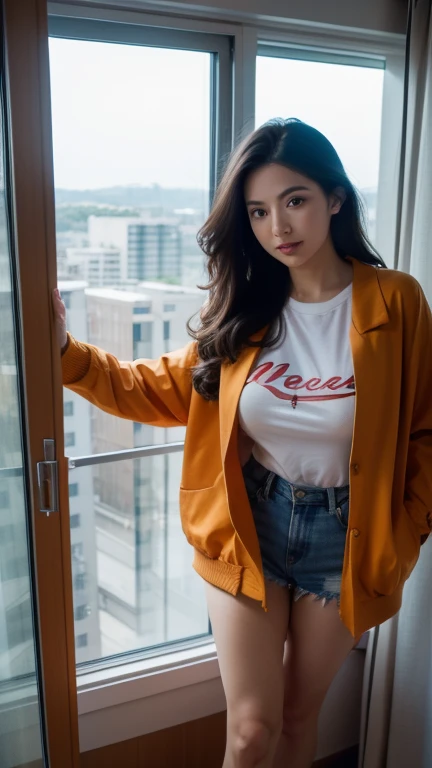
[48,37,211,664]
[256,56,384,244]
[68,452,208,662]
[0,82,45,766]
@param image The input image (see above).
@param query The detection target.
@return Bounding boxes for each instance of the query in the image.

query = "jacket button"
[352,463,359,474]
[352,529,360,537]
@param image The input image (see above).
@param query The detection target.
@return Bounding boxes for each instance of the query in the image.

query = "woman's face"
[244,163,343,269]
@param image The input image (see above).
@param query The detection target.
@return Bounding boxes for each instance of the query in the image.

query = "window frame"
[45,1,403,753]
[2,0,81,762]
[47,14,233,194]
[254,29,405,268]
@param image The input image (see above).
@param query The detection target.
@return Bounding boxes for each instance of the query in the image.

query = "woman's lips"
[277,241,303,254]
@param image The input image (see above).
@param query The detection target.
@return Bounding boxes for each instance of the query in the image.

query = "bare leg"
[272,594,360,768]
[205,579,291,768]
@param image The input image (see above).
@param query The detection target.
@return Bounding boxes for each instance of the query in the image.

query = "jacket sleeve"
[61,333,197,428]
[403,282,432,542]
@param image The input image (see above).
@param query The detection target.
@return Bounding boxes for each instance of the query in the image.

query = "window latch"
[37,439,59,516]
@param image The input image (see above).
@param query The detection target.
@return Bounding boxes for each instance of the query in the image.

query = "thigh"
[205,578,291,729]
[282,593,360,721]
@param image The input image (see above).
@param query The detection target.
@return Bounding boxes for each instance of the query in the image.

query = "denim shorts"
[242,454,350,607]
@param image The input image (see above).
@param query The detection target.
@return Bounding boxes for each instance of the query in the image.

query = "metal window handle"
[37,439,59,516]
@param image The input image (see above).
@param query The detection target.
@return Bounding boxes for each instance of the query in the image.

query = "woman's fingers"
[52,286,64,310]
[52,287,68,349]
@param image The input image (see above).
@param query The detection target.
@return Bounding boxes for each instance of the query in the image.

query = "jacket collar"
[219,256,389,463]
[346,256,389,334]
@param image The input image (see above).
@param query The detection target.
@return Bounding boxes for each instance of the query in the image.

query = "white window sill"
[77,640,220,712]
[77,639,226,752]
[77,631,369,752]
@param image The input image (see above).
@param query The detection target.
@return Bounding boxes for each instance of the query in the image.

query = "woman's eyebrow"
[246,185,310,206]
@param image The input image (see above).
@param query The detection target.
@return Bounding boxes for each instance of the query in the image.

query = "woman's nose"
[272,215,292,237]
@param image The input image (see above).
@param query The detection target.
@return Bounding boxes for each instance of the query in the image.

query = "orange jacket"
[62,257,432,639]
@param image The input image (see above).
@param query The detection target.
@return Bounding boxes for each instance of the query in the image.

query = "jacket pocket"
[179,472,236,560]
[360,506,421,600]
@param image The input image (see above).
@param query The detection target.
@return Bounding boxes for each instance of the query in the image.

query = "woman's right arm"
[52,289,196,428]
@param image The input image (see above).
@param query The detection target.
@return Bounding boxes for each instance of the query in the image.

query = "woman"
[53,118,432,768]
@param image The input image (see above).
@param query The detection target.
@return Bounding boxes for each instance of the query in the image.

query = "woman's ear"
[330,186,346,215]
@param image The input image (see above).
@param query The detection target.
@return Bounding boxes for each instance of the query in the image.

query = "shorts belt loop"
[257,470,276,502]
[327,487,336,515]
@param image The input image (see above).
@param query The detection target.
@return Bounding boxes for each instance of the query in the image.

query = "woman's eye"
[288,197,304,207]
[251,209,266,219]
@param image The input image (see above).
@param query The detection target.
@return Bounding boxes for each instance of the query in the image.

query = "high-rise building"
[88,216,182,282]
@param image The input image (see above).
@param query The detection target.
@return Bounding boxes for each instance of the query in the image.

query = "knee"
[282,706,318,738]
[232,717,281,764]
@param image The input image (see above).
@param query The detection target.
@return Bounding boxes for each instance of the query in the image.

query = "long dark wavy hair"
[187,117,386,401]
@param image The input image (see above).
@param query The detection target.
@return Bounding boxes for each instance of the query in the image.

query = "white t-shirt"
[238,283,355,488]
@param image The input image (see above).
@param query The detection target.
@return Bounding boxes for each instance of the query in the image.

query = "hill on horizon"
[54,184,209,210]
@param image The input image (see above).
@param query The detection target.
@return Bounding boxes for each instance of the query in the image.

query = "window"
[49,17,230,669]
[69,482,79,497]
[75,633,88,648]
[64,401,74,417]
[255,48,385,244]
[133,323,152,344]
[132,323,141,343]
[70,514,81,529]
[5,1,398,753]
[133,307,150,315]
[64,432,75,447]
[74,605,89,621]
[74,572,87,590]
[72,543,84,559]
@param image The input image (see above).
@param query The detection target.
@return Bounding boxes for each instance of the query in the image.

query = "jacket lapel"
[347,256,389,334]
[219,329,266,465]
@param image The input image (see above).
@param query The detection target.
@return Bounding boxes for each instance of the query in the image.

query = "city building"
[63,246,121,286]
[88,215,182,282]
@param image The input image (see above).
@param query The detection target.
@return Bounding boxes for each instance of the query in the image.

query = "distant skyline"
[48,37,384,192]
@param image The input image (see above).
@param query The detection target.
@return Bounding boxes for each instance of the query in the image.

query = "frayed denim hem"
[263,572,341,609]
[292,585,341,609]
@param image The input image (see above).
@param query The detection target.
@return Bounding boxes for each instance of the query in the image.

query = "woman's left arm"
[404,281,432,541]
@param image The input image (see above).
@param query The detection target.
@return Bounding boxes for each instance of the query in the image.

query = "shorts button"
[295,490,306,499]
[352,528,360,537]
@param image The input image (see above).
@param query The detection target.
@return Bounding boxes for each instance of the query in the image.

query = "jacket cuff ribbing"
[61,333,92,385]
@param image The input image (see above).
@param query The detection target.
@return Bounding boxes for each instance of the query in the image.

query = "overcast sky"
[48,37,384,192]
